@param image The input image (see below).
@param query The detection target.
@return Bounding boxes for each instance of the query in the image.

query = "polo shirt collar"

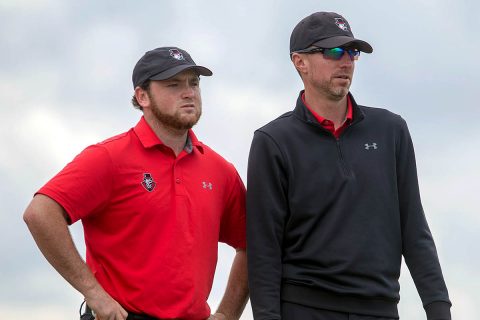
[185,129,204,154]
[301,91,353,125]
[294,90,365,124]
[133,116,204,154]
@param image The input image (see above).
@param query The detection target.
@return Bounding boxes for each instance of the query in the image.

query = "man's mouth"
[334,75,350,80]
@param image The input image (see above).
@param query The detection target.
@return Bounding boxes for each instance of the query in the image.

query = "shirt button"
[175,178,181,184]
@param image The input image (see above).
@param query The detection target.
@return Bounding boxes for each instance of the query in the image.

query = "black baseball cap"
[290,12,373,54]
[132,47,212,88]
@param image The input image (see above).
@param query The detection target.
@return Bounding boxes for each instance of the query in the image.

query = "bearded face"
[148,90,202,130]
[144,70,202,131]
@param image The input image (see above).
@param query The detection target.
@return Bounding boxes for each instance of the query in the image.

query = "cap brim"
[313,36,373,53]
[149,65,213,81]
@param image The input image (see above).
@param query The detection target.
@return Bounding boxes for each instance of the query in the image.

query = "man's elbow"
[23,200,40,227]
[23,195,68,229]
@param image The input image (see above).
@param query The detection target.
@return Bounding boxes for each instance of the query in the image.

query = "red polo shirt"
[37,117,246,319]
[302,92,353,138]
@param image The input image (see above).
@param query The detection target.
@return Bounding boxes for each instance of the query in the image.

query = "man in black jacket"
[246,11,451,320]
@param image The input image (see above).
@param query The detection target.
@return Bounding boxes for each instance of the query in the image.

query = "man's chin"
[328,90,349,101]
[181,115,200,126]
[173,116,200,130]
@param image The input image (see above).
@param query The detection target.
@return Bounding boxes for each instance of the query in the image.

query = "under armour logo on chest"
[365,143,378,150]
[202,181,213,190]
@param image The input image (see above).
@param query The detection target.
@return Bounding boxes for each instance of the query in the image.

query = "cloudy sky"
[1,0,478,319]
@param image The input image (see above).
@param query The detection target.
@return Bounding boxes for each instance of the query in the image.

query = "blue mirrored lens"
[323,48,345,59]
[323,48,360,60]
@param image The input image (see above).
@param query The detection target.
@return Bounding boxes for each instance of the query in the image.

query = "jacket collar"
[293,90,365,125]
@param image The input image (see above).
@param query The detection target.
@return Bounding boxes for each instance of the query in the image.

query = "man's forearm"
[23,195,127,318]
[214,249,249,320]
[24,195,101,295]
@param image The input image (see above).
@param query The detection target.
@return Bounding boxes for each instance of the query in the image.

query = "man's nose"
[339,52,355,66]
[182,85,196,98]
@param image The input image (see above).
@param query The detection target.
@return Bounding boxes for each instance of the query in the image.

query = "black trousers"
[281,301,398,320]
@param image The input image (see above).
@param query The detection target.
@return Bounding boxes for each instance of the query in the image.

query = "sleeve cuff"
[425,301,452,320]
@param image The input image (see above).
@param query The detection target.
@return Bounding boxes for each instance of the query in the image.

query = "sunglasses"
[300,47,360,61]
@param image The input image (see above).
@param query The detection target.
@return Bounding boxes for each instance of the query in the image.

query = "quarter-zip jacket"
[246,91,451,319]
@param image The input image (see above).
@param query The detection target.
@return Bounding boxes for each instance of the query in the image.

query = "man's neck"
[144,114,188,156]
[304,89,348,129]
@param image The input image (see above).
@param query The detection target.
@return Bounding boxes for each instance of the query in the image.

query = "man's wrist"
[425,301,452,320]
[210,312,226,320]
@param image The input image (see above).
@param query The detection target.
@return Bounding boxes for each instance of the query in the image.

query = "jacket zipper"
[336,139,350,177]
[307,120,352,177]
[335,120,361,178]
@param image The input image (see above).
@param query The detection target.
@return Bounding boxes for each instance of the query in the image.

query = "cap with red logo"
[132,46,212,88]
[290,12,373,54]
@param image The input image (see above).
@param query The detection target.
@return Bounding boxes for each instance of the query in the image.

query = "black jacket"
[246,91,451,319]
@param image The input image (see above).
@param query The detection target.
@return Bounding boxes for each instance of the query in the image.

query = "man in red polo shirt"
[247,12,451,320]
[23,47,248,320]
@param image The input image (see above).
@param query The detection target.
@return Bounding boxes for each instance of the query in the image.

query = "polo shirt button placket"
[173,160,186,195]
[173,161,180,185]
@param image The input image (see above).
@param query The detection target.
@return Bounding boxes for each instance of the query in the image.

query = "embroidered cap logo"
[334,18,349,31]
[169,49,185,61]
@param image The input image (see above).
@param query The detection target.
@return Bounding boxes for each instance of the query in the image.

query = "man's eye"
[167,83,178,87]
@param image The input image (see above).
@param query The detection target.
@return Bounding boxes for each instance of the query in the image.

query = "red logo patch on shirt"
[141,173,156,192]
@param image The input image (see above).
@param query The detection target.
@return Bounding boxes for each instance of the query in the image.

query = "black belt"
[80,303,159,320]
[127,313,158,320]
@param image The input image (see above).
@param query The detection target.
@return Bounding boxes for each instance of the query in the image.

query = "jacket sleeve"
[247,130,289,320]
[396,118,452,320]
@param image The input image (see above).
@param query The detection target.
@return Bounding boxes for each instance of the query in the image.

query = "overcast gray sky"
[1,0,479,319]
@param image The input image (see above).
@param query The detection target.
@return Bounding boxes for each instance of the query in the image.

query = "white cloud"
[0,0,64,11]
[72,22,140,87]
[2,306,73,320]
[1,107,98,178]
[449,286,476,319]
[419,132,480,223]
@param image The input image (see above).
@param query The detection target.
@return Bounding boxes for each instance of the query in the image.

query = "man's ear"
[134,86,150,109]
[291,53,308,76]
